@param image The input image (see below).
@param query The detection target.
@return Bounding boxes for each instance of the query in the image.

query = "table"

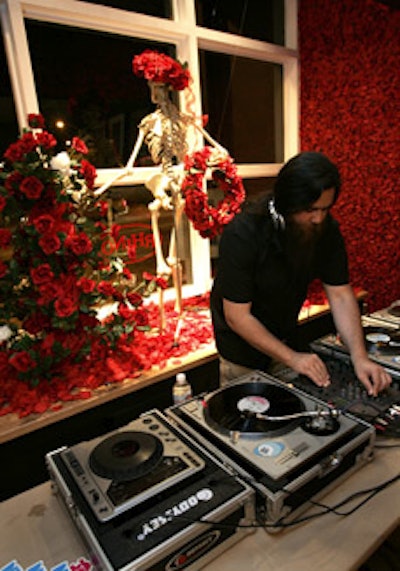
[1,440,398,571]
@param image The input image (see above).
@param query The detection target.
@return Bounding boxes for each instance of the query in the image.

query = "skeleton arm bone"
[94,129,145,197]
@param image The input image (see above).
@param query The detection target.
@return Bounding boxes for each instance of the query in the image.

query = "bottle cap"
[176,372,187,384]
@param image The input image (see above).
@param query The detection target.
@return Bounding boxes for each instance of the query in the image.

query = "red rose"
[4,171,23,193]
[28,113,46,129]
[20,176,44,200]
[35,131,57,150]
[0,228,12,247]
[60,332,85,354]
[65,232,93,255]
[97,281,117,297]
[122,267,133,280]
[78,313,98,329]
[0,352,11,376]
[33,214,55,234]
[19,132,37,154]
[71,136,89,154]
[155,276,169,289]
[54,296,77,318]
[23,312,51,334]
[77,276,96,293]
[4,142,25,163]
[118,303,136,322]
[38,281,60,303]
[9,350,36,372]
[40,332,56,355]
[30,263,54,285]
[0,196,6,212]
[79,159,97,190]
[38,232,61,255]
[127,292,143,306]
[134,307,149,326]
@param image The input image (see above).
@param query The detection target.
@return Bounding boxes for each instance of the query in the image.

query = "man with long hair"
[211,151,391,395]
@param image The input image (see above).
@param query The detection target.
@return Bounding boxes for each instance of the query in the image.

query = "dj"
[210,151,392,396]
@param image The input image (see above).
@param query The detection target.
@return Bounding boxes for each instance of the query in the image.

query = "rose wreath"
[181,146,246,239]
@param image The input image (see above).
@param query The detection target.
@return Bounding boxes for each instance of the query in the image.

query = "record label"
[237,396,270,414]
[366,332,391,344]
[254,441,284,458]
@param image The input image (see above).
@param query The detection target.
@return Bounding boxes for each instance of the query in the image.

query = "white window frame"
[0,0,299,298]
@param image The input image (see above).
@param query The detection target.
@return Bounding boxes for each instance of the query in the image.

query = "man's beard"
[284,219,325,279]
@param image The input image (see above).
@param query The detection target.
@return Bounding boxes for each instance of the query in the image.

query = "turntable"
[370,299,400,326]
[46,410,255,570]
[53,412,207,522]
[166,373,375,530]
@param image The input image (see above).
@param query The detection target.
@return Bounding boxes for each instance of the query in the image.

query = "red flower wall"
[299,0,400,312]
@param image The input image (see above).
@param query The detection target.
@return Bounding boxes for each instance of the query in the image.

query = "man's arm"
[324,283,392,395]
[223,299,331,387]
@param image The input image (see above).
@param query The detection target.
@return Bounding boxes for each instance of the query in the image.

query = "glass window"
[244,176,277,202]
[195,0,284,45]
[25,19,177,168]
[79,0,172,18]
[0,34,19,156]
[199,50,284,164]
[25,19,192,285]
[0,0,298,298]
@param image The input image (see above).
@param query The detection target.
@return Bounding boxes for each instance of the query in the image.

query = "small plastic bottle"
[172,372,192,405]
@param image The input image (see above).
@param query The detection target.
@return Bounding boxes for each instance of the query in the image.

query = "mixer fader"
[277,356,400,438]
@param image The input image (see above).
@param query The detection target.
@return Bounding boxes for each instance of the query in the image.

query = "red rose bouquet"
[0,114,153,394]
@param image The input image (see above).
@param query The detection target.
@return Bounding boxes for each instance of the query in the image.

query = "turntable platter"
[89,431,163,482]
[364,326,400,352]
[388,303,400,318]
[204,381,306,437]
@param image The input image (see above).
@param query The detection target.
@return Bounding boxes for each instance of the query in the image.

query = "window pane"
[200,50,283,163]
[79,0,172,18]
[25,19,178,168]
[0,34,19,156]
[25,19,192,285]
[195,0,284,45]
[244,177,277,202]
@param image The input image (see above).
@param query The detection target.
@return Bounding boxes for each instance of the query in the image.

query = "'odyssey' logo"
[136,488,214,541]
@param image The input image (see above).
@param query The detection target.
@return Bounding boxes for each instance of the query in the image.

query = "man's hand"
[353,357,392,396]
[289,352,331,388]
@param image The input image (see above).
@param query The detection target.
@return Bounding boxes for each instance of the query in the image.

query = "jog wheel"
[89,431,163,482]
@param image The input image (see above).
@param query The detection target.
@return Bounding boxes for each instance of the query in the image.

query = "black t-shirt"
[210,210,349,370]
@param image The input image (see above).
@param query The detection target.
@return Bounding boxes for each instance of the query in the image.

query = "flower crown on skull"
[132,49,191,91]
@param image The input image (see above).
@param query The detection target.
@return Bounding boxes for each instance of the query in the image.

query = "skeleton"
[95,80,228,324]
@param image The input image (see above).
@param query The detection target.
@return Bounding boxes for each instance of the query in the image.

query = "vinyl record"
[89,431,163,482]
[204,381,305,437]
[388,303,400,318]
[364,326,400,354]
